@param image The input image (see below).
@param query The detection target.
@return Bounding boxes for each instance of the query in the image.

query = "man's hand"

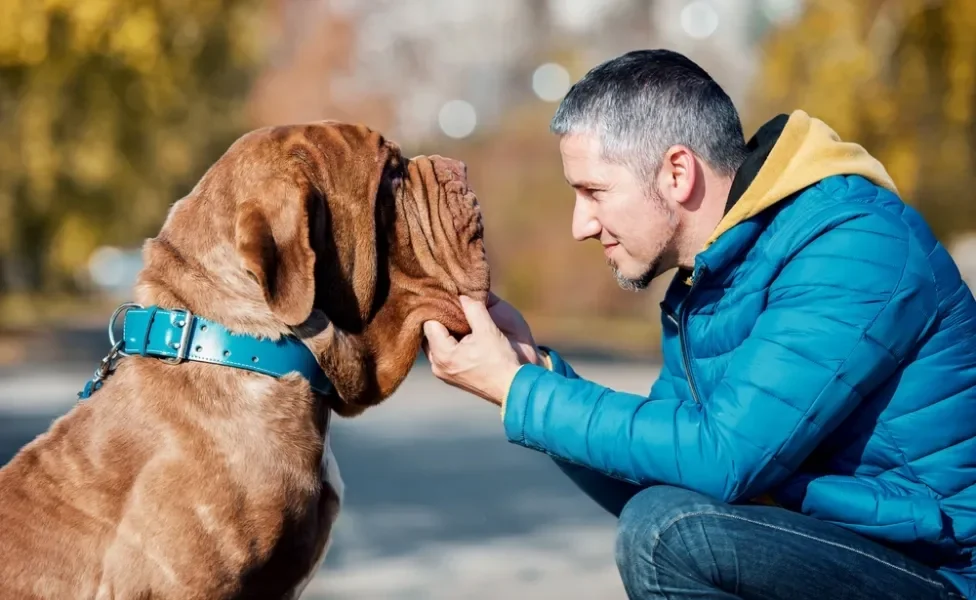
[486,291,547,368]
[422,295,534,406]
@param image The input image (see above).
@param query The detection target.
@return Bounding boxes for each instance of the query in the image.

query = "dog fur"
[0,121,490,599]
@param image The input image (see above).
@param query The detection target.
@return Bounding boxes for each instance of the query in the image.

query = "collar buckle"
[159,308,194,365]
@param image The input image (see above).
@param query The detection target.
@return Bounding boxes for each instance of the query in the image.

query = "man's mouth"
[603,242,618,258]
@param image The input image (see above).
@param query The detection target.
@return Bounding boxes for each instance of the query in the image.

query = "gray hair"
[550,49,748,182]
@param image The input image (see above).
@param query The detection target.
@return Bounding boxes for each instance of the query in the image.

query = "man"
[421,49,976,600]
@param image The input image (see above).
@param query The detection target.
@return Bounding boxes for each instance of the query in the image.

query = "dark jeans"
[553,460,966,600]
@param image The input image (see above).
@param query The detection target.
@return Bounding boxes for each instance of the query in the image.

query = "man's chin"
[611,259,660,292]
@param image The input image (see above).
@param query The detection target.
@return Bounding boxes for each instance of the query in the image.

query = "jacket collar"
[673,113,790,287]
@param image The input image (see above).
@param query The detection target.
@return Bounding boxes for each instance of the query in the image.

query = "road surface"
[0,350,658,599]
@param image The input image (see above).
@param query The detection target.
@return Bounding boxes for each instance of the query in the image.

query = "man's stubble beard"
[610,190,677,292]
[611,257,661,292]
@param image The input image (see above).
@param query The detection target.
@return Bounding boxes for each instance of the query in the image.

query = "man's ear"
[235,182,317,327]
[661,144,697,205]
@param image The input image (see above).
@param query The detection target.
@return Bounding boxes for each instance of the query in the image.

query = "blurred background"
[3,0,976,597]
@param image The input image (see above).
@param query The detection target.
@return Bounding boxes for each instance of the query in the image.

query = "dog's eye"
[383,157,406,188]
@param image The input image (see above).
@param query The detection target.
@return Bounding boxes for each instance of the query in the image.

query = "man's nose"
[572,197,601,241]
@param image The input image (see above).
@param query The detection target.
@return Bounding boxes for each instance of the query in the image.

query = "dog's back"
[0,388,155,598]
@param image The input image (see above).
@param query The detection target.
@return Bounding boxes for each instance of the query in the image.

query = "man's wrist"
[500,349,552,420]
[496,361,525,411]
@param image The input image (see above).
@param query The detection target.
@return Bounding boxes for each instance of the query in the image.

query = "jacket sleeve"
[501,209,938,502]
[537,349,683,515]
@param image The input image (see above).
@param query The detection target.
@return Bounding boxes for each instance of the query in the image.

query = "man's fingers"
[459,295,496,334]
[423,320,457,380]
[486,291,508,322]
[423,320,456,358]
[486,290,502,309]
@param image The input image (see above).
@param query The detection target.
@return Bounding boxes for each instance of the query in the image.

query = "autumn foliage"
[0,0,266,295]
[1,0,975,356]
[749,0,976,241]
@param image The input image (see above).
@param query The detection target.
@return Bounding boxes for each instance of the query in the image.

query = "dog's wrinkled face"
[300,125,491,337]
[384,151,491,330]
[138,120,489,416]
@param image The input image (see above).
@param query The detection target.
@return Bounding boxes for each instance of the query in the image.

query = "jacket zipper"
[661,267,705,406]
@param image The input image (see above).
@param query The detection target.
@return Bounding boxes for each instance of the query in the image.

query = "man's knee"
[616,485,723,553]
[614,485,730,596]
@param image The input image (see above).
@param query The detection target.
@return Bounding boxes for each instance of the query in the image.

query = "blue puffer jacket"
[502,110,976,597]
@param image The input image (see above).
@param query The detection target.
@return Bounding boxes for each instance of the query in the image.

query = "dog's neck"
[133,234,425,418]
[134,235,289,339]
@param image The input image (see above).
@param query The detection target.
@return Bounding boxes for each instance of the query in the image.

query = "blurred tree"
[0,0,266,295]
[749,0,976,242]
[246,4,395,133]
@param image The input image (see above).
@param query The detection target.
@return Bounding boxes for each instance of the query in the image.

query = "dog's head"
[137,121,489,416]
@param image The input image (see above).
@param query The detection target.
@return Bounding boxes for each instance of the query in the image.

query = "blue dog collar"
[78,303,334,399]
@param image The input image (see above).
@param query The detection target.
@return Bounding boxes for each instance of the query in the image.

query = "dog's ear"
[235,179,317,327]
[310,129,393,330]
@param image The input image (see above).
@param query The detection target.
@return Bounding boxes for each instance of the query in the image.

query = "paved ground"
[0,338,657,599]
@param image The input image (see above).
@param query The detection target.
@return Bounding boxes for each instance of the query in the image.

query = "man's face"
[559,132,678,291]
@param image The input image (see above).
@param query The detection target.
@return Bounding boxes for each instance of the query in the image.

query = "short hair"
[550,49,748,181]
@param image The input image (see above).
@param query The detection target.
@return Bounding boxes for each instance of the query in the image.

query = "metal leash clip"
[77,302,143,400]
[78,340,124,399]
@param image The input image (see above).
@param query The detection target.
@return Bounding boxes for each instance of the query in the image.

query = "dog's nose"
[449,159,468,181]
[428,155,467,181]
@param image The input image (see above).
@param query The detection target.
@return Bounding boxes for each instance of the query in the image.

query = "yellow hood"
[704,110,899,249]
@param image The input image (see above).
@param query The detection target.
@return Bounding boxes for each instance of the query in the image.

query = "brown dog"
[0,122,489,599]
